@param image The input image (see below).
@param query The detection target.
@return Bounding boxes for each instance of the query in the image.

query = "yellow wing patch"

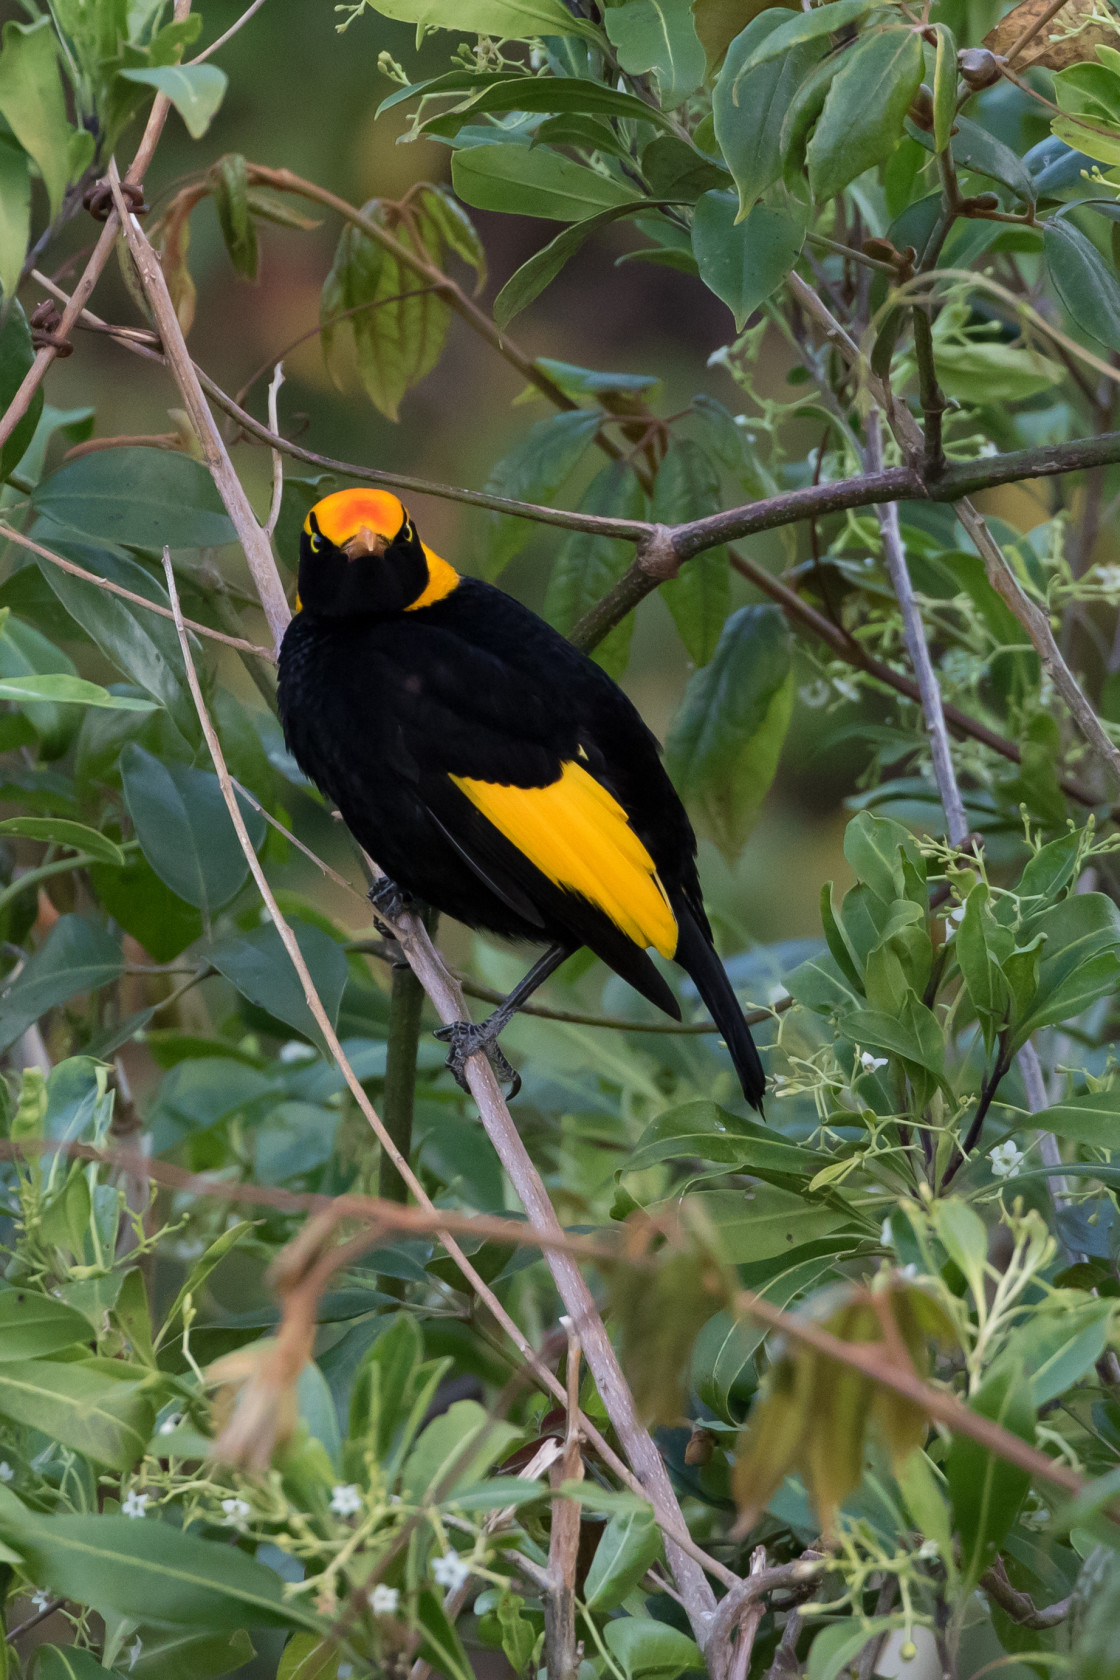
[450,760,678,958]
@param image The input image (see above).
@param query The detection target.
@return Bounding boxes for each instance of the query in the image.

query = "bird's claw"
[368,876,414,933]
[433,1020,522,1100]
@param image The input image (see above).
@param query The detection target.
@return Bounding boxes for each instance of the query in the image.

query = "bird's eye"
[309,534,322,553]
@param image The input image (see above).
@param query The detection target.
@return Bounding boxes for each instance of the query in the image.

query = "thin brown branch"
[980,1558,1071,1627]
[0,0,194,454]
[0,522,274,661]
[110,166,291,652]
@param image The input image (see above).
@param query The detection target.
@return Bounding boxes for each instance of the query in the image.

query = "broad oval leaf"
[1030,1087,1120,1145]
[583,1507,662,1611]
[0,1358,153,1470]
[452,143,635,221]
[807,27,923,199]
[651,440,731,665]
[737,0,887,74]
[692,192,804,327]
[0,816,126,865]
[353,0,601,42]
[207,920,349,1052]
[121,743,265,915]
[665,602,793,856]
[604,0,706,107]
[0,674,156,712]
[0,1287,93,1360]
[714,12,825,219]
[32,448,236,550]
[1044,216,1120,351]
[603,1617,703,1680]
[118,64,228,139]
[685,1184,850,1262]
[0,19,72,218]
[0,915,122,1055]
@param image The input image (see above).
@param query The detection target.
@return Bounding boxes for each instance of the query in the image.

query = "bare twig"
[981,1558,1071,1627]
[110,166,291,652]
[866,415,969,847]
[188,0,269,62]
[546,1321,583,1680]
[263,362,286,539]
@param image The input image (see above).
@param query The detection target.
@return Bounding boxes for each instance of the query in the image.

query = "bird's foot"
[368,876,415,934]
[433,1019,522,1100]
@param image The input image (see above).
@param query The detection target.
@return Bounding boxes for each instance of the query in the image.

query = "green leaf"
[481,408,602,577]
[1029,1087,1120,1145]
[604,1616,703,1680]
[0,1359,153,1470]
[955,882,1012,1046]
[402,1399,521,1502]
[129,1628,255,1680]
[355,0,601,44]
[0,817,126,866]
[31,448,237,549]
[118,64,228,138]
[642,134,727,199]
[0,135,29,304]
[121,744,265,915]
[843,810,923,904]
[945,1359,1036,1590]
[0,20,71,219]
[692,193,804,327]
[736,0,885,73]
[807,28,923,199]
[1045,217,1120,352]
[0,1504,311,1630]
[665,602,793,856]
[0,1288,92,1360]
[544,461,646,678]
[207,921,349,1053]
[650,440,730,664]
[687,1185,849,1263]
[1016,892,1120,1040]
[452,143,635,221]
[494,199,653,329]
[692,1252,839,1422]
[714,12,825,219]
[0,916,122,1054]
[842,1000,945,1082]
[415,1589,475,1680]
[89,852,202,963]
[947,114,1035,201]
[627,1098,825,1175]
[0,674,156,712]
[930,339,1062,403]
[604,0,706,107]
[584,1507,662,1610]
[931,24,956,152]
[210,153,257,280]
[36,1648,109,1680]
[0,302,41,482]
[424,74,675,131]
[276,1634,338,1680]
[807,1619,901,1680]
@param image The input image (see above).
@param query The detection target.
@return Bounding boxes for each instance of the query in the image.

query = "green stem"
[377,909,437,1294]
[0,845,138,921]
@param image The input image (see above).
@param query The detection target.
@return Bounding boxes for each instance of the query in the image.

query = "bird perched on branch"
[277,487,765,1110]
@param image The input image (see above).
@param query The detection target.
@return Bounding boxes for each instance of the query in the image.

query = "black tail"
[673,900,766,1113]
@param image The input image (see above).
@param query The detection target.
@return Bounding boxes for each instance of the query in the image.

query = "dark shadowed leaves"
[692,192,804,327]
[481,408,603,577]
[0,915,122,1053]
[1045,216,1120,351]
[714,12,824,218]
[651,440,730,664]
[32,448,236,549]
[665,603,792,856]
[121,744,265,916]
[208,920,348,1052]
[544,461,646,677]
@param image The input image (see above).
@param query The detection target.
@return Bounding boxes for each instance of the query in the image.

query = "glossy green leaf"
[0,19,71,218]
[692,1252,839,1422]
[0,817,126,866]
[36,1648,109,1680]
[355,0,601,43]
[452,143,635,221]
[31,448,236,550]
[945,1359,1035,1590]
[650,440,730,664]
[665,602,793,855]
[642,134,726,199]
[0,915,122,1054]
[0,135,29,304]
[121,744,264,915]
[481,408,602,577]
[604,0,706,107]
[0,1359,152,1470]
[402,1399,520,1502]
[807,28,923,199]
[1016,892,1120,1040]
[842,1000,945,1081]
[0,675,156,712]
[692,192,804,327]
[276,1633,338,1680]
[1045,217,1120,351]
[627,1098,825,1175]
[494,200,653,329]
[0,1288,93,1360]
[687,1185,849,1262]
[207,921,348,1052]
[0,1503,310,1630]
[544,461,646,678]
[118,64,228,139]
[737,0,884,73]
[129,1628,255,1680]
[604,1616,703,1680]
[931,24,956,152]
[807,1619,901,1680]
[414,1589,475,1680]
[1029,1088,1120,1145]
[424,74,674,131]
[714,12,824,219]
[843,810,924,903]
[584,1507,662,1610]
[89,852,203,963]
[930,338,1062,403]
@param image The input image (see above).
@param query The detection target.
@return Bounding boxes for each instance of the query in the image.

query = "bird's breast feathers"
[450,758,678,959]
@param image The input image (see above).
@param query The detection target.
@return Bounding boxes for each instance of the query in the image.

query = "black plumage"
[277,488,765,1110]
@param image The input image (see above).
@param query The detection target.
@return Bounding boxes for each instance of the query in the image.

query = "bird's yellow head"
[297,487,459,618]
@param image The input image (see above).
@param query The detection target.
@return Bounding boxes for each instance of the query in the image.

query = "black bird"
[277,487,766,1110]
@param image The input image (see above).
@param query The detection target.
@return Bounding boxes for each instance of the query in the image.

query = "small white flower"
[833,678,859,703]
[30,1590,51,1612]
[917,1538,939,1559]
[369,1584,400,1616]
[859,1051,888,1072]
[948,904,967,923]
[989,1141,1024,1180]
[279,1040,317,1064]
[1094,565,1120,591]
[799,680,831,709]
[338,1667,354,1680]
[1022,1505,1051,1529]
[431,1551,471,1592]
[880,1218,893,1246]
[221,1496,252,1528]
[330,1483,363,1517]
[121,1490,150,1519]
[158,1413,183,1436]
[128,1636,143,1671]
[0,1461,13,1482]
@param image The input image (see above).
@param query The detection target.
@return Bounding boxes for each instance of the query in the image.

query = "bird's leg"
[435,942,573,1100]
[368,875,416,934]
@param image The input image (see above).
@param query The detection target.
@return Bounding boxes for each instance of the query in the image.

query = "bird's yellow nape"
[305,488,407,547]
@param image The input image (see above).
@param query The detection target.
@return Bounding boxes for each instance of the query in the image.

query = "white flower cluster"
[989,1141,1024,1179]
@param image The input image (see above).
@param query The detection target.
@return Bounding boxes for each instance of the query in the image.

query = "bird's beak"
[342,525,385,560]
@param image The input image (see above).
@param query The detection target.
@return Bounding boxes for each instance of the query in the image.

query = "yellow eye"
[309,534,321,553]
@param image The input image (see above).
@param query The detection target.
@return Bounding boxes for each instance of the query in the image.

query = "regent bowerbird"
[277,487,766,1111]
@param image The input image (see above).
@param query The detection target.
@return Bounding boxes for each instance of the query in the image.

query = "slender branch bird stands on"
[277,488,766,1110]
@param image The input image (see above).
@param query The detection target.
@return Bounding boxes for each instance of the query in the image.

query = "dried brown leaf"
[984,0,1118,70]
